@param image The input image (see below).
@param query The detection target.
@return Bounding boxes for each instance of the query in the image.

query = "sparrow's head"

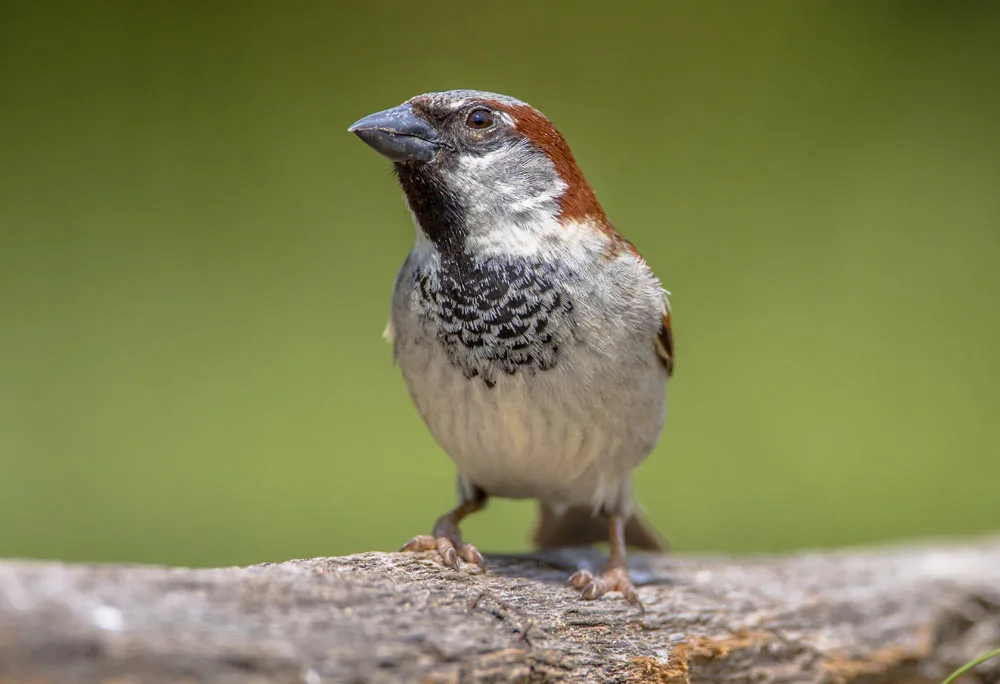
[349,90,609,253]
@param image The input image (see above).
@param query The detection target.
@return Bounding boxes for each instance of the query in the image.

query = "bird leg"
[400,490,488,570]
[567,514,643,610]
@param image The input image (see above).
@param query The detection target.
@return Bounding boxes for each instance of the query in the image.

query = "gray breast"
[411,255,576,387]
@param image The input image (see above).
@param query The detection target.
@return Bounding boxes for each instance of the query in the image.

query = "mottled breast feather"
[413,255,575,387]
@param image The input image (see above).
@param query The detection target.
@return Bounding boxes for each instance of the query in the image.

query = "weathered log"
[1,538,999,683]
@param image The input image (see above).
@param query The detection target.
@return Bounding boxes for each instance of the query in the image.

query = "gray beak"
[348,103,442,163]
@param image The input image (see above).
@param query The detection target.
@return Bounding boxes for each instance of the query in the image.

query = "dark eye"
[466,108,495,129]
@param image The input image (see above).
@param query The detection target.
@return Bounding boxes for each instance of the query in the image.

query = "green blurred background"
[1,1,998,568]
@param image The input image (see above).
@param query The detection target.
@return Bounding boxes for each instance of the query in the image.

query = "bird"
[348,90,673,607]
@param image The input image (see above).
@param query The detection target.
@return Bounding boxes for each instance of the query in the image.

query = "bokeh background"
[2,1,999,567]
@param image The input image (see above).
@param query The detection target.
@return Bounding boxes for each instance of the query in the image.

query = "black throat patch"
[414,254,575,388]
[395,163,466,257]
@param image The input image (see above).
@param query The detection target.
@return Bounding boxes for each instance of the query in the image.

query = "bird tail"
[532,503,665,551]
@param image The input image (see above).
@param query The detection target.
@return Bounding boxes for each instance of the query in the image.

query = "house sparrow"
[349,90,673,607]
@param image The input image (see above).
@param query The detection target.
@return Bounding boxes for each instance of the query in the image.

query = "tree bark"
[1,538,999,683]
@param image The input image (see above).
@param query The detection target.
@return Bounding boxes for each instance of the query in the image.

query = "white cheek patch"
[449,142,567,217]
[506,191,559,215]
[454,144,523,174]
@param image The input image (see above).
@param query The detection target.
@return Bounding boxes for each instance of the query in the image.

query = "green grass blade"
[942,647,1000,684]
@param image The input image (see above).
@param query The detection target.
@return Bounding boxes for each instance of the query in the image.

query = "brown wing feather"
[656,308,674,376]
[581,223,673,376]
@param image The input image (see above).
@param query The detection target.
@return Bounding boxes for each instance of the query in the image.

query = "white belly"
[397,339,666,510]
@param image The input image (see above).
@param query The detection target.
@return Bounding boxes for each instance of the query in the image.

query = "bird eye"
[465,108,495,130]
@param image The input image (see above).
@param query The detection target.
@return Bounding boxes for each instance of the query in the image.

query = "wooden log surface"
[1,537,999,683]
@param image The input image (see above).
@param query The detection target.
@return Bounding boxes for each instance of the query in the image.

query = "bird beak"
[348,103,442,163]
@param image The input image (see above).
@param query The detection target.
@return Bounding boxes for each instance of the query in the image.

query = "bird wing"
[654,294,674,376]
[613,228,674,377]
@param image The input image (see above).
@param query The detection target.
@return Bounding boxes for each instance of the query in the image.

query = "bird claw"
[567,567,644,612]
[400,535,487,571]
